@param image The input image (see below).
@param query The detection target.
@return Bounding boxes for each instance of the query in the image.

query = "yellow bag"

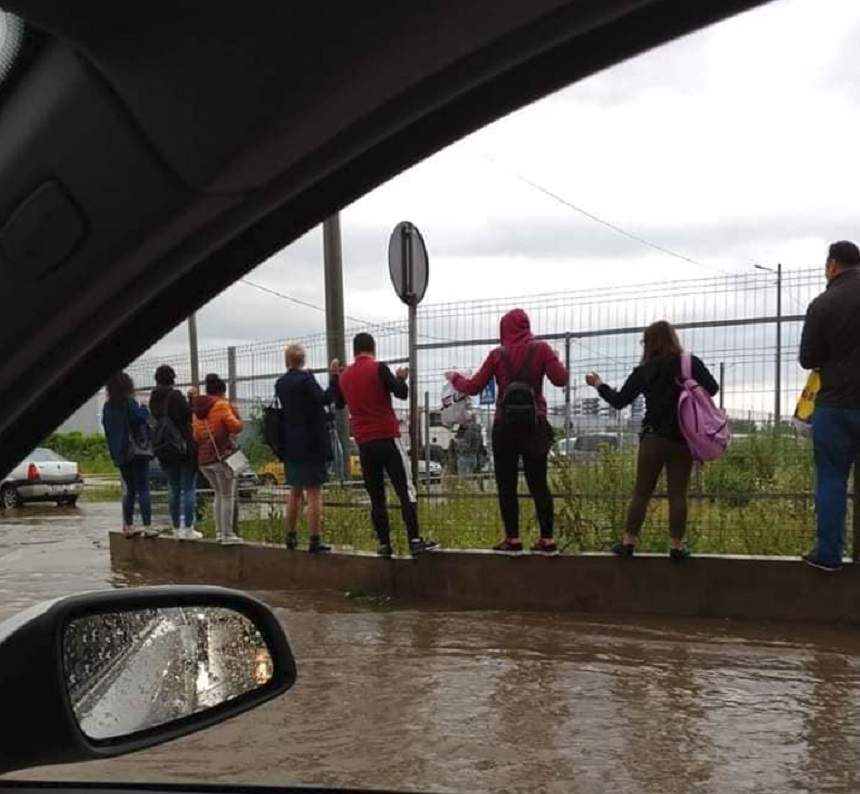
[793,370,820,430]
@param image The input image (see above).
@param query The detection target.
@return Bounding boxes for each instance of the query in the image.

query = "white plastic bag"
[441,380,470,427]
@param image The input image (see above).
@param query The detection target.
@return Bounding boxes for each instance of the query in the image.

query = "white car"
[1,447,84,509]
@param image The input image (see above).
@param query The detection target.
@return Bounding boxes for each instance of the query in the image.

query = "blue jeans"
[812,406,860,564]
[458,455,478,475]
[164,460,196,529]
[119,458,151,527]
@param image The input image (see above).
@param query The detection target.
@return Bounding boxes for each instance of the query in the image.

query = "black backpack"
[500,343,538,428]
[150,413,187,465]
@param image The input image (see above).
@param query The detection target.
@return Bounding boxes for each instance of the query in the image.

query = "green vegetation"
[43,432,115,475]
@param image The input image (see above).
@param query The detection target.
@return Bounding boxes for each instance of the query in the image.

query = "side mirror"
[0,586,296,774]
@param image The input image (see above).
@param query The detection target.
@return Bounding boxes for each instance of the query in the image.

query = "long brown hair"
[105,372,134,404]
[640,320,682,365]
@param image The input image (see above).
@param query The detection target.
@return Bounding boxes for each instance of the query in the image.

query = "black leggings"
[492,419,554,539]
[358,437,419,544]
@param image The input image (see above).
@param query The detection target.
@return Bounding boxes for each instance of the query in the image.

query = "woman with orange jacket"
[192,373,244,544]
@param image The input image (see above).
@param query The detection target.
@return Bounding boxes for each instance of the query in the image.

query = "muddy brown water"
[2,502,860,793]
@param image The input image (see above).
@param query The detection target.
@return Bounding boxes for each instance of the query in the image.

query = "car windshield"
[5,2,860,793]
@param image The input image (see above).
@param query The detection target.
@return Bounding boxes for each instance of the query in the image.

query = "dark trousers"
[492,419,554,539]
[119,458,152,527]
[164,460,196,529]
[358,437,419,544]
[626,433,693,539]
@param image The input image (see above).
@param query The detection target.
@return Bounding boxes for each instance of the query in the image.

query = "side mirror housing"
[0,586,296,774]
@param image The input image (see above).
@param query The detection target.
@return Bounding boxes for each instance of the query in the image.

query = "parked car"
[553,432,638,462]
[148,458,259,499]
[0,448,84,509]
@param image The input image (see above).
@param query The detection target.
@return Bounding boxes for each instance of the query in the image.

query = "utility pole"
[187,313,200,391]
[323,213,349,479]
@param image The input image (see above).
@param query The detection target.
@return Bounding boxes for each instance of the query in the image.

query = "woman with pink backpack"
[586,320,719,561]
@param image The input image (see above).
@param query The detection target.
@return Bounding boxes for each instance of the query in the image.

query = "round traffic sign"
[388,221,429,305]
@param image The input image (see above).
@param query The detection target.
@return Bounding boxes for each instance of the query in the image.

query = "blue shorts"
[284,461,327,488]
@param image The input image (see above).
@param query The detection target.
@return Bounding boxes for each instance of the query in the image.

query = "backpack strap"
[680,352,692,382]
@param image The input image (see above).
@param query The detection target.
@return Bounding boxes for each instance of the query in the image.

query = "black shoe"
[531,539,558,554]
[493,538,524,552]
[802,553,842,572]
[377,542,394,559]
[670,547,691,562]
[309,536,331,554]
[410,537,438,556]
[611,541,635,558]
[285,531,298,550]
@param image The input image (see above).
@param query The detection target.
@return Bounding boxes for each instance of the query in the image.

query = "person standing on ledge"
[799,241,860,572]
[446,308,568,553]
[274,343,335,554]
[334,332,437,558]
[586,320,718,562]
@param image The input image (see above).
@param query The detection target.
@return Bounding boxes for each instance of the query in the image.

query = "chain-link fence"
[128,266,845,556]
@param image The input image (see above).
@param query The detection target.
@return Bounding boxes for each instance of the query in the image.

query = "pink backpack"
[677,352,730,462]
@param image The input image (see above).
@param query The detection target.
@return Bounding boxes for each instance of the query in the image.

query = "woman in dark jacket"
[274,344,337,553]
[586,320,718,561]
[102,371,155,537]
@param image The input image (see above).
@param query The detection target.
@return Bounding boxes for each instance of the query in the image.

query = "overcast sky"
[148,0,860,358]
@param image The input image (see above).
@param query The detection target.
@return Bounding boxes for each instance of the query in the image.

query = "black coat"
[274,369,334,464]
[800,268,860,409]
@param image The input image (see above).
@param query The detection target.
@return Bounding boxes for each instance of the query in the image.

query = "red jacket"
[452,308,568,419]
[336,354,407,444]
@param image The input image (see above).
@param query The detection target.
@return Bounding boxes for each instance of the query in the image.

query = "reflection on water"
[3,504,860,793]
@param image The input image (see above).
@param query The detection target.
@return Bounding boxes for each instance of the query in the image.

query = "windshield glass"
[0,10,23,85]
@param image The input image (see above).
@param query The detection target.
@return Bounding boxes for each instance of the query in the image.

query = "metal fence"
[128,266,841,557]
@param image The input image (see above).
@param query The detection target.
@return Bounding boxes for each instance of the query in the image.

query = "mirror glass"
[63,605,274,741]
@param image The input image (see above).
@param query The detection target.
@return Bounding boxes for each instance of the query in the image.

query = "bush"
[42,432,114,474]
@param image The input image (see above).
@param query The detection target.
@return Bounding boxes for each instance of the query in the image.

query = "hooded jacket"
[192,395,243,467]
[451,309,567,420]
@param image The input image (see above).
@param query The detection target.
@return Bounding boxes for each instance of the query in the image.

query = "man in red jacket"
[335,332,437,558]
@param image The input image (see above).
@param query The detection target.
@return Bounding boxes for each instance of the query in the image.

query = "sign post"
[388,222,429,487]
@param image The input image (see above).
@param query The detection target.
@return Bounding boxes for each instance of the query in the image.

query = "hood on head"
[500,309,533,347]
[193,394,218,419]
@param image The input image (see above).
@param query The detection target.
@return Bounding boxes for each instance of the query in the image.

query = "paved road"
[3,503,860,793]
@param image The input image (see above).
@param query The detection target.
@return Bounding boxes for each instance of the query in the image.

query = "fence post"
[719,362,725,411]
[227,346,237,402]
[424,391,431,497]
[564,333,572,443]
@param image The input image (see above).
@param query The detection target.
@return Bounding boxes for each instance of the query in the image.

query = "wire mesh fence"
[128,266,842,556]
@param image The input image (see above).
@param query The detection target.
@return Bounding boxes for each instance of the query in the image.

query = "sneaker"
[122,525,143,538]
[377,542,394,559]
[220,533,244,546]
[531,539,558,554]
[409,537,438,556]
[611,541,635,558]
[142,526,161,538]
[176,527,203,540]
[670,547,691,562]
[493,538,523,552]
[285,531,298,550]
[309,536,332,554]
[802,553,842,572]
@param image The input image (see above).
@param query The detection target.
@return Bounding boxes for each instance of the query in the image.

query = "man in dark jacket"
[799,240,860,571]
[275,344,334,554]
[150,365,200,539]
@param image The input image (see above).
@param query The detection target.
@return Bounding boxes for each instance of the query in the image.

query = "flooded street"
[3,503,860,793]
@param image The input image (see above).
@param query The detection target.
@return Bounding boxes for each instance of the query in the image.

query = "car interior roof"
[0,0,768,475]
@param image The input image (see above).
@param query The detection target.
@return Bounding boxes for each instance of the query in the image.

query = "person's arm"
[171,389,192,426]
[221,402,244,435]
[542,343,568,388]
[379,363,408,400]
[799,300,825,370]
[448,351,496,396]
[594,369,643,410]
[692,356,719,397]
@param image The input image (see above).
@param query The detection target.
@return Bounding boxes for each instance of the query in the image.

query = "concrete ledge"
[109,533,860,625]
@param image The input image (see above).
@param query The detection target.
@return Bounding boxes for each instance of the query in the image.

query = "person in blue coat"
[102,371,155,537]
[274,344,337,553]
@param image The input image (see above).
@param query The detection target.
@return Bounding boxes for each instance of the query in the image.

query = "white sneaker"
[220,533,244,546]
[176,527,203,540]
[142,526,161,538]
